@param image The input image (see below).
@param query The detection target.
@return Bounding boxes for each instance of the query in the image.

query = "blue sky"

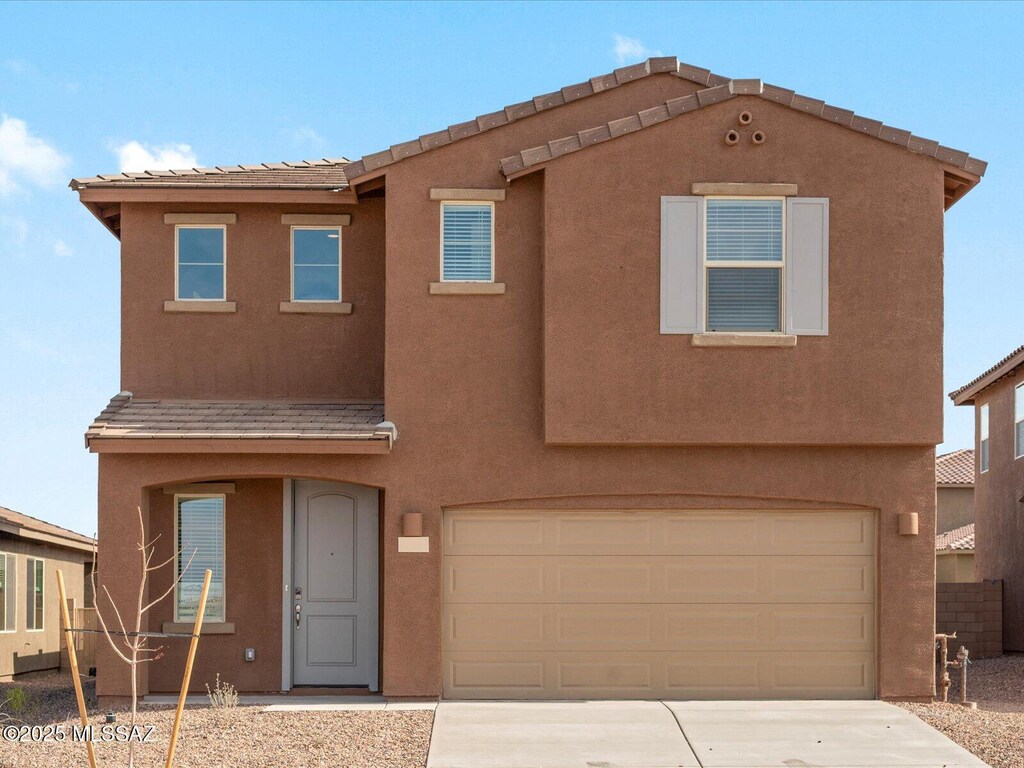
[0,1,1021,536]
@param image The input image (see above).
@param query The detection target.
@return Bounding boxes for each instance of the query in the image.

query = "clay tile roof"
[949,344,1024,405]
[500,74,987,180]
[342,57,730,181]
[936,449,976,485]
[70,158,351,191]
[86,392,387,442]
[0,505,95,549]
[936,523,975,552]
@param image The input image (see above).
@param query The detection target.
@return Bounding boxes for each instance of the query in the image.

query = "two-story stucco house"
[73,57,985,704]
[951,345,1024,650]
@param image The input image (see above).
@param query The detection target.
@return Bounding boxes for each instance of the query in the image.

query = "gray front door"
[292,481,378,688]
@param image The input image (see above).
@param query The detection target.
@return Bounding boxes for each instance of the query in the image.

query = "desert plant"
[205,674,238,710]
[4,687,26,715]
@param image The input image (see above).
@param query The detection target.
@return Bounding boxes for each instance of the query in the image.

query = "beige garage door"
[442,509,875,699]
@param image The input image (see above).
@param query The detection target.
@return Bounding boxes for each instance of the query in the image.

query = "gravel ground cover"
[899,654,1024,768]
[0,673,433,768]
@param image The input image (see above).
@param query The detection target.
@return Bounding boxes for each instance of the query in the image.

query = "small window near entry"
[26,557,43,631]
[441,202,494,282]
[291,227,342,301]
[175,495,225,623]
[980,403,990,473]
[705,198,784,332]
[176,226,226,300]
[1016,383,1024,460]
[0,553,14,632]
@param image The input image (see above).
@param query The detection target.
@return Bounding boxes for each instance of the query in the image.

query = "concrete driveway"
[426,700,988,768]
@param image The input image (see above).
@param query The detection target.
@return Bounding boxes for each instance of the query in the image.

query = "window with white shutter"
[175,495,225,622]
[26,557,43,631]
[1015,384,1023,460]
[980,404,990,473]
[441,202,494,282]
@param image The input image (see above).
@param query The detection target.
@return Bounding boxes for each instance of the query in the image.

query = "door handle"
[294,603,302,629]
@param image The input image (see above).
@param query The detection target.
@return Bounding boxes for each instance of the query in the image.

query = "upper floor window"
[292,227,342,302]
[980,403,990,473]
[0,553,14,632]
[176,225,226,301]
[705,199,783,332]
[26,557,43,631]
[1016,383,1024,460]
[441,202,493,282]
[175,495,226,623]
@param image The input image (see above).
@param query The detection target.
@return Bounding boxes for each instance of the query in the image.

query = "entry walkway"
[426,700,988,768]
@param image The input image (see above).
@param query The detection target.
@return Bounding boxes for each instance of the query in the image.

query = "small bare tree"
[91,506,194,768]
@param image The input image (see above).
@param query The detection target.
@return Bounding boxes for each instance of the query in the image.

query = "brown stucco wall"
[0,535,89,680]
[93,73,953,703]
[118,199,385,400]
[972,374,1024,650]
[936,581,1002,658]
[936,551,975,583]
[937,486,975,532]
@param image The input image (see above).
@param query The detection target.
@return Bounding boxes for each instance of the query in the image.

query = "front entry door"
[292,481,378,688]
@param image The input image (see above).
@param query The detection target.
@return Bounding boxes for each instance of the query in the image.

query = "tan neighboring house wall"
[73,58,985,703]
[0,509,94,680]
[937,486,975,532]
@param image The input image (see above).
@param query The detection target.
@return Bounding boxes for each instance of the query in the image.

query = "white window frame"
[980,403,990,473]
[26,556,43,632]
[173,493,226,623]
[1016,382,1024,460]
[290,226,342,302]
[174,224,227,301]
[0,552,14,633]
[703,196,786,333]
[439,200,495,283]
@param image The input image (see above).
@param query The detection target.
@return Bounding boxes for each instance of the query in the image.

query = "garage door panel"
[444,603,873,652]
[444,651,875,700]
[446,555,873,604]
[442,509,876,700]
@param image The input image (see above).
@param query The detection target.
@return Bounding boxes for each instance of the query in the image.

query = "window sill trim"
[163,622,235,635]
[164,300,236,313]
[279,301,353,314]
[692,333,797,348]
[429,282,506,295]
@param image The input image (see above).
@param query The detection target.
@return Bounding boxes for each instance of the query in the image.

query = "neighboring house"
[71,57,986,704]
[935,449,975,582]
[0,506,94,679]
[951,344,1024,650]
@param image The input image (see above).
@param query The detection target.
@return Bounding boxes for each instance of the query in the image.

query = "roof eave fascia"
[76,187,358,204]
[86,436,392,455]
[0,522,95,554]
[937,482,974,489]
[950,353,1024,405]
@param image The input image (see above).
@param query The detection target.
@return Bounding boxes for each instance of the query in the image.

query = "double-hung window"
[175,225,226,300]
[441,202,494,282]
[1016,383,1024,459]
[175,495,226,623]
[291,227,342,302]
[26,557,43,631]
[0,553,14,632]
[980,403,990,473]
[705,198,784,332]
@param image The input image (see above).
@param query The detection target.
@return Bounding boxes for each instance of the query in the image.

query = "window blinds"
[706,199,783,262]
[442,204,493,281]
[177,496,225,621]
[707,268,781,332]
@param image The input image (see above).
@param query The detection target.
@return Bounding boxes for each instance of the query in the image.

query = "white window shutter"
[786,197,829,335]
[661,196,704,334]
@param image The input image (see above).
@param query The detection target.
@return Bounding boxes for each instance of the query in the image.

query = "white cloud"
[293,126,326,148]
[0,115,69,196]
[54,238,72,257]
[612,34,661,66]
[114,141,198,173]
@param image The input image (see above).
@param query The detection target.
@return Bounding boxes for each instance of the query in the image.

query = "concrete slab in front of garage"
[427,700,988,768]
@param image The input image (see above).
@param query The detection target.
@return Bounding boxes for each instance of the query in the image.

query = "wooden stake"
[164,569,212,768]
[57,569,97,768]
